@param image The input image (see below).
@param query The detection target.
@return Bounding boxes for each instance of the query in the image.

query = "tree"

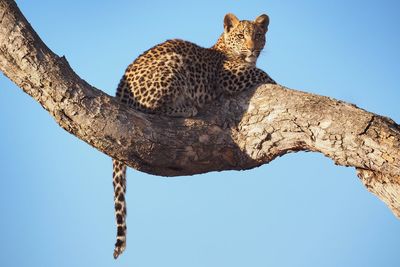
[0,0,399,219]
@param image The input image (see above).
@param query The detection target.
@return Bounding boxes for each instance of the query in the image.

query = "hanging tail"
[112,159,127,259]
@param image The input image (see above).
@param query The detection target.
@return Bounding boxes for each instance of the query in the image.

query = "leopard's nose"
[247,49,256,56]
[246,39,255,51]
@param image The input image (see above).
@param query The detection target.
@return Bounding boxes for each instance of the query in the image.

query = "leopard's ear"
[224,13,240,33]
[255,14,269,32]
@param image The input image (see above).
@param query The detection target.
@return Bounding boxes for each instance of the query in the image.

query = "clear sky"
[0,1,399,266]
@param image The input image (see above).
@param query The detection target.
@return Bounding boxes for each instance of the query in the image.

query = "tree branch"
[1,0,399,218]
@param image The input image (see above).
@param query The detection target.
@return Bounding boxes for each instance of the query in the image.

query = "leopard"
[112,13,275,259]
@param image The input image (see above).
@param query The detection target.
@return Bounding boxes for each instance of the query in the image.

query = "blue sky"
[0,1,399,266]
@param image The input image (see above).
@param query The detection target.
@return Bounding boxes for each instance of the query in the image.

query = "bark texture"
[1,0,399,217]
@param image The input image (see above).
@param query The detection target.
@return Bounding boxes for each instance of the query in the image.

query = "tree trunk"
[1,0,399,218]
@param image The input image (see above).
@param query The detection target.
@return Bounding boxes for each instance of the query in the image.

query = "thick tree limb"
[1,0,399,217]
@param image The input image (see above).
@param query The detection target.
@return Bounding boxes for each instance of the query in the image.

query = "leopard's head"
[223,13,269,64]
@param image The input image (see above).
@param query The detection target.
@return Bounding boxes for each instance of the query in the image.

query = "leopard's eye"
[237,34,244,39]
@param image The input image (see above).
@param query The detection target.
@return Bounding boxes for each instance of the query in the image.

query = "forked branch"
[1,0,399,217]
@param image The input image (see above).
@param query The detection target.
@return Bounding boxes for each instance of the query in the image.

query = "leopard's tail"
[112,159,127,259]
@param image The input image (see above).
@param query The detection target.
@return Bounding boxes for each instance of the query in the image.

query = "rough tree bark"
[1,0,399,218]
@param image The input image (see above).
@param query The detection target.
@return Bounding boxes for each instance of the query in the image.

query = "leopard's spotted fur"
[112,13,275,259]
